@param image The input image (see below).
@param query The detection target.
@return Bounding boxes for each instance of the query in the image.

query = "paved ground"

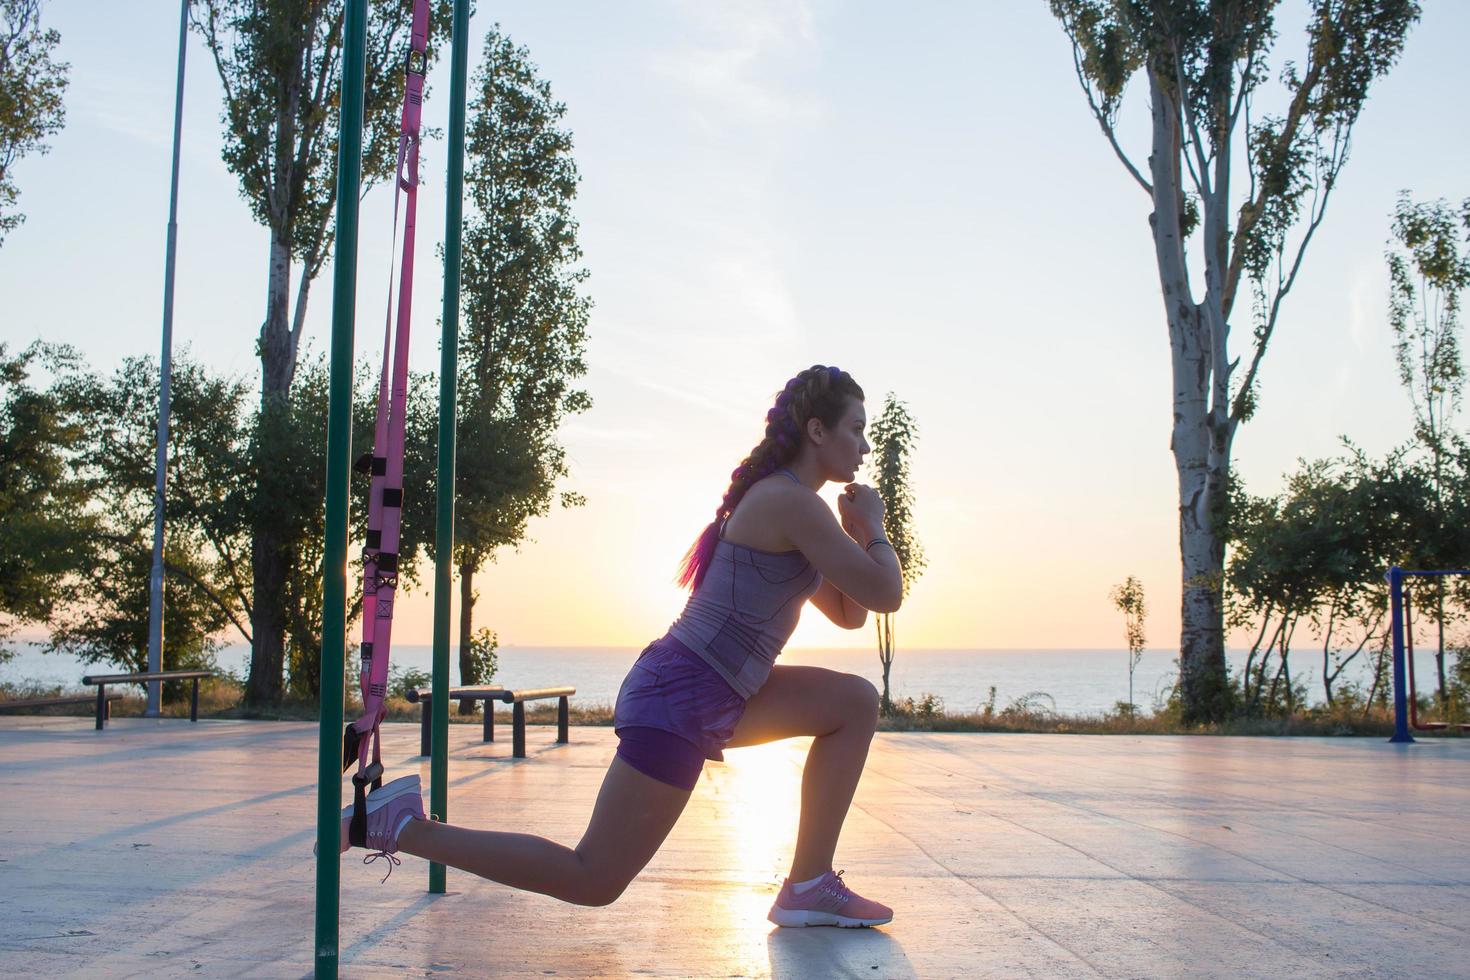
[0,717,1466,978]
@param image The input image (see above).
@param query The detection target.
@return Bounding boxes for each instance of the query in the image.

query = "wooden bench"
[405,686,575,758]
[81,669,216,730]
[0,693,124,720]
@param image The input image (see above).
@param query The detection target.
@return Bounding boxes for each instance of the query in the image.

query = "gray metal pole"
[146,0,190,718]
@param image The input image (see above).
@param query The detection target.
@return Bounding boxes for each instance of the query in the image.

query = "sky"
[3,1,1468,652]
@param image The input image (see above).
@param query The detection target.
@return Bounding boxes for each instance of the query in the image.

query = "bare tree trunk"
[1364,629,1392,718]
[1322,597,1338,706]
[1436,587,1447,709]
[246,228,295,706]
[1242,603,1274,705]
[1268,617,1298,712]
[457,560,477,715]
[1250,614,1286,711]
[1146,69,1230,724]
[877,613,894,715]
[884,614,894,712]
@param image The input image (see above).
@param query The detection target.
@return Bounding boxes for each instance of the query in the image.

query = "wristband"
[864,537,892,552]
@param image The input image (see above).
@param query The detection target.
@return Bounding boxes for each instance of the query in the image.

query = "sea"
[1,641,1412,715]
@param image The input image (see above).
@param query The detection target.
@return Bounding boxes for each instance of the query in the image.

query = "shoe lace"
[363,849,402,883]
[818,869,852,904]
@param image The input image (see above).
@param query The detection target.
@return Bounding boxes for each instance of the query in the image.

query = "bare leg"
[724,666,880,882]
[395,755,692,907]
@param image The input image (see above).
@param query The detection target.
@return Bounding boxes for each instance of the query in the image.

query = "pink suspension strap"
[342,0,431,848]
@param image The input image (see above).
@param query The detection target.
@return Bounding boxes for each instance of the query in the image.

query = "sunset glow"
[3,3,1466,655]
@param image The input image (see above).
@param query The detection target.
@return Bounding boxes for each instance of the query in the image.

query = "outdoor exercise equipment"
[315,0,471,974]
[1387,566,1470,743]
[339,0,430,844]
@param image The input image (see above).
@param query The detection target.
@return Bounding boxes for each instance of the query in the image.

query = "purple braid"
[676,365,865,591]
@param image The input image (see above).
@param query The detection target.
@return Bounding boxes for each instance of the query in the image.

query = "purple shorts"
[613,634,746,791]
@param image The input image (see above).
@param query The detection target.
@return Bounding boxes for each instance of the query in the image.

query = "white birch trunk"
[1146,70,1230,722]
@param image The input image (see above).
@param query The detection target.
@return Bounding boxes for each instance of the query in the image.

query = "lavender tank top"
[666,470,823,698]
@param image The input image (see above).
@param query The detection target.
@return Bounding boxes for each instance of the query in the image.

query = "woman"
[347,365,904,928]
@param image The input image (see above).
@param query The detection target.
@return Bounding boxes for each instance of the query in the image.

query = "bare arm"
[809,578,868,629]
[781,487,903,614]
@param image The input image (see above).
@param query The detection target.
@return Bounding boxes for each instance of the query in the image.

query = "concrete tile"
[0,717,1464,978]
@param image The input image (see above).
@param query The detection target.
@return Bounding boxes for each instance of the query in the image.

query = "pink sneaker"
[336,773,425,878]
[767,870,893,928]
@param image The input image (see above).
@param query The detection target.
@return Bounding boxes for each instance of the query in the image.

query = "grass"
[3,676,1463,738]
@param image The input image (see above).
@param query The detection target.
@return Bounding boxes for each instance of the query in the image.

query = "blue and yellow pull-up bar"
[314,0,472,974]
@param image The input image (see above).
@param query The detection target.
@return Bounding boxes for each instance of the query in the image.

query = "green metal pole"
[429,0,471,895]
[314,0,369,972]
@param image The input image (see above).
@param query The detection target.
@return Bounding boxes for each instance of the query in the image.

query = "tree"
[450,27,591,707]
[0,0,68,246]
[192,0,451,705]
[868,394,925,716]
[1049,0,1419,722]
[46,354,254,682]
[1224,446,1429,711]
[0,342,92,658]
[282,356,436,700]
[1387,192,1469,706]
[1110,576,1147,713]
[31,349,435,702]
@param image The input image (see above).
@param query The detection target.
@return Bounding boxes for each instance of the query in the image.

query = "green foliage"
[868,394,925,593]
[387,663,431,702]
[192,0,452,706]
[886,692,945,725]
[191,0,452,265]
[273,356,437,699]
[464,626,499,687]
[0,0,68,245]
[13,347,436,693]
[1223,444,1469,714]
[0,342,94,657]
[451,26,592,681]
[1110,575,1147,709]
[1001,691,1057,720]
[44,353,252,676]
[1387,193,1469,485]
[1385,195,1470,708]
[1050,0,1420,725]
[867,393,924,715]
[455,25,591,567]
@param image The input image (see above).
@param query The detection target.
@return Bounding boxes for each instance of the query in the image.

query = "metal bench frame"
[406,686,575,758]
[81,670,216,730]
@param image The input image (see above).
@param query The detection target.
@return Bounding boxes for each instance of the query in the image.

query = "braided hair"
[676,365,865,591]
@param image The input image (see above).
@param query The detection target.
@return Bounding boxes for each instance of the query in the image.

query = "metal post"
[146,0,191,718]
[314,1,368,973]
[428,0,471,896]
[1388,566,1414,744]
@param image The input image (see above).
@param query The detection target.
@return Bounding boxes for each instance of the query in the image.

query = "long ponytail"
[676,365,864,591]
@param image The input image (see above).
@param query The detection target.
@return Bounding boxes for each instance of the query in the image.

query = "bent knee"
[567,853,637,907]
[844,674,880,727]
